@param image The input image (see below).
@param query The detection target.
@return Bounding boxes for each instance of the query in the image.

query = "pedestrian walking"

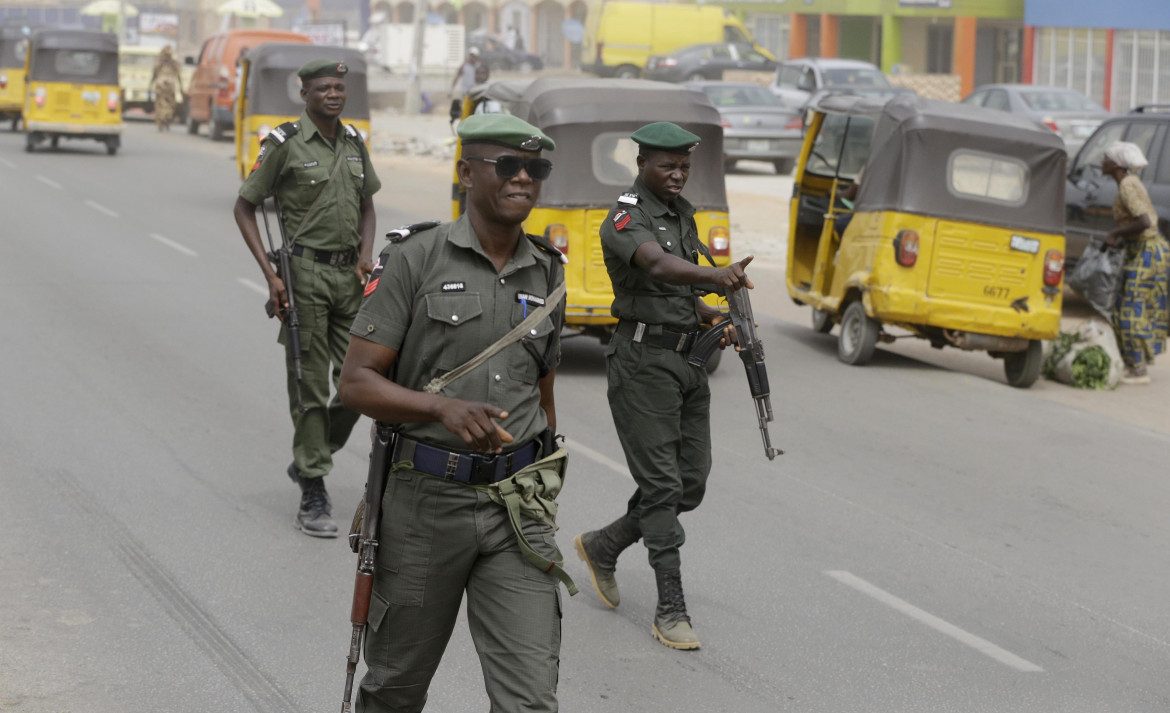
[150,45,182,132]
[337,112,569,712]
[574,121,753,650]
[232,59,381,537]
[1102,141,1169,385]
[450,46,488,99]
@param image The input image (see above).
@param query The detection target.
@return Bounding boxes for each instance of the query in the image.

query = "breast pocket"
[294,165,329,199]
[424,292,484,370]
[346,158,365,185]
[507,301,556,384]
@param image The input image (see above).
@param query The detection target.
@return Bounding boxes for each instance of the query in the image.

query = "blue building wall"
[1025,0,1170,31]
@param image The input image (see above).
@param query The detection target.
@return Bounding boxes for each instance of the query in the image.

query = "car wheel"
[1003,340,1042,388]
[517,61,533,73]
[686,72,705,82]
[838,301,879,365]
[187,116,199,135]
[773,158,795,175]
[615,64,640,79]
[811,308,833,334]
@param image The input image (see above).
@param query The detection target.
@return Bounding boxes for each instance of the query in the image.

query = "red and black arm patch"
[363,255,386,296]
[613,210,632,231]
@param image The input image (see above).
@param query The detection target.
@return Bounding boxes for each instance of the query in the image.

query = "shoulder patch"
[250,143,267,172]
[387,220,441,243]
[618,192,639,205]
[363,254,386,297]
[613,210,632,231]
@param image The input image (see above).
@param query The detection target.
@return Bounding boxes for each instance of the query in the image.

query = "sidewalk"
[369,111,1170,437]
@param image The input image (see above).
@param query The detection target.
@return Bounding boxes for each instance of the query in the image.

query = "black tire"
[105,138,117,155]
[837,301,879,365]
[1004,340,1043,388]
[11,116,18,131]
[704,347,723,374]
[615,64,640,79]
[686,72,706,82]
[209,117,225,141]
[811,308,833,334]
[187,116,199,135]
[50,135,58,149]
[773,158,795,174]
[724,158,738,172]
[24,133,34,152]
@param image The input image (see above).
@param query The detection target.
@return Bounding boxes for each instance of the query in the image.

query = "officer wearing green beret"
[233,58,381,537]
[574,121,753,650]
[338,112,568,713]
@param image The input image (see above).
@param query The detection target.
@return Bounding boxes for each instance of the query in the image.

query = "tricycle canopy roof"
[817,93,1067,235]
[242,43,369,118]
[469,78,727,210]
[28,30,119,85]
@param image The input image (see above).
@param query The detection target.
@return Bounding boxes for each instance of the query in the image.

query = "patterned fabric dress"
[1111,174,1169,368]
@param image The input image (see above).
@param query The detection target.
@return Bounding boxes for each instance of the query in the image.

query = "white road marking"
[1,157,18,168]
[236,277,269,296]
[825,570,1043,672]
[85,200,119,218]
[149,233,197,257]
[562,437,631,480]
[35,175,62,189]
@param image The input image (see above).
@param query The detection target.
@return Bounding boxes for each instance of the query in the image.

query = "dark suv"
[1066,106,1170,263]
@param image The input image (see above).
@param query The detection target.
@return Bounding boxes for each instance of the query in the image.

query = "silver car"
[961,84,1111,155]
[686,81,803,174]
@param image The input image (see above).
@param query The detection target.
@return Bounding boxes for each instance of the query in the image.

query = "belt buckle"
[445,452,459,479]
[471,453,501,484]
[632,322,646,343]
[675,332,689,351]
[329,251,342,267]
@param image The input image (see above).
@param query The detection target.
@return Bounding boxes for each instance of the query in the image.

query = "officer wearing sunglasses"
[338,113,567,713]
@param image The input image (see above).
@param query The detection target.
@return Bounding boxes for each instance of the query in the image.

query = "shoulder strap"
[521,234,567,378]
[387,221,441,243]
[268,121,299,145]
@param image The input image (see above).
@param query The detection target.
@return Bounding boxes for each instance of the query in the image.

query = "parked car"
[645,42,775,82]
[770,57,891,109]
[1065,106,1170,264]
[466,34,542,72]
[962,84,1111,156]
[685,80,801,173]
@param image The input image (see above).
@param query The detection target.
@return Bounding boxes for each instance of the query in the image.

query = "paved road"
[2,120,1169,713]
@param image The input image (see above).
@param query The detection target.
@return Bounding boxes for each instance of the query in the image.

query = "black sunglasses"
[466,155,553,181]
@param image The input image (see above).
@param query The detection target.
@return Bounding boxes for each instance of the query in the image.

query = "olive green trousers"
[605,335,712,572]
[357,469,563,713]
[278,255,363,478]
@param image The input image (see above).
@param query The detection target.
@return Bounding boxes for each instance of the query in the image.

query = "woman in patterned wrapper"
[1101,141,1170,384]
[150,45,183,132]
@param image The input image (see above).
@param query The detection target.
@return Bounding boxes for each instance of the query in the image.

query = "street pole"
[402,0,427,115]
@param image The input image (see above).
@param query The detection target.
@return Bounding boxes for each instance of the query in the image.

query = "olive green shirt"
[600,176,706,329]
[239,110,381,251]
[351,215,564,451]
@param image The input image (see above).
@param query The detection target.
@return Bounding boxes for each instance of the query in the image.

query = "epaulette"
[345,123,360,139]
[267,121,299,145]
[386,220,441,243]
[527,233,569,265]
[617,191,640,205]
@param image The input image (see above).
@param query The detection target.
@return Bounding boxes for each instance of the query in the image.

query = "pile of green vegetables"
[1043,331,1114,390]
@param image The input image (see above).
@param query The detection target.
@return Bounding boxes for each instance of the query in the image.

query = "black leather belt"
[290,245,356,267]
[615,320,701,352]
[392,436,541,485]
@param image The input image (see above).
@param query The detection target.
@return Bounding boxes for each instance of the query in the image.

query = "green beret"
[458,113,555,151]
[631,121,700,154]
[298,58,348,82]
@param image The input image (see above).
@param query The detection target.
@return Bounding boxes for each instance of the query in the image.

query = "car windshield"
[1020,90,1105,112]
[823,68,889,89]
[703,85,784,107]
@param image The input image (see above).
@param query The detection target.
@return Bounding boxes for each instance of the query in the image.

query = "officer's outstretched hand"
[714,255,755,292]
[267,274,289,321]
[438,400,515,454]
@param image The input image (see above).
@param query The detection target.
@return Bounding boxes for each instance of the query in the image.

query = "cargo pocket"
[519,519,562,583]
[276,304,315,358]
[376,470,436,607]
[424,292,484,369]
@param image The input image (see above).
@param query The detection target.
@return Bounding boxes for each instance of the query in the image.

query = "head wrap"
[1104,141,1149,171]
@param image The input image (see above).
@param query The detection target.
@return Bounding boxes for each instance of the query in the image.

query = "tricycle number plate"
[1010,235,1040,254]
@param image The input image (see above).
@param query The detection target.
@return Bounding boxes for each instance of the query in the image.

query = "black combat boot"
[573,515,640,608]
[652,568,700,650]
[288,463,338,538]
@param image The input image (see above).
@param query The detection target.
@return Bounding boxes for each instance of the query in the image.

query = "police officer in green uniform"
[337,113,567,713]
[574,122,753,650]
[233,58,381,538]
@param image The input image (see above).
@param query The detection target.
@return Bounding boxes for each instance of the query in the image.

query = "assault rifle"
[688,285,782,461]
[341,422,396,713]
[260,197,304,412]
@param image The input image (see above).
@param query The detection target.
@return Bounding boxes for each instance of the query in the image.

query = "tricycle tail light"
[257,123,271,142]
[546,223,568,256]
[34,86,45,106]
[0,74,7,89]
[107,91,119,111]
[1043,249,1064,286]
[893,229,919,267]
[708,226,730,257]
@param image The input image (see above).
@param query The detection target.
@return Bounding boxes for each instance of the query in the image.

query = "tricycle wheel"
[838,301,879,365]
[50,135,58,149]
[811,308,833,334]
[615,64,640,79]
[24,133,34,152]
[1004,340,1042,388]
[11,116,18,131]
[704,348,722,374]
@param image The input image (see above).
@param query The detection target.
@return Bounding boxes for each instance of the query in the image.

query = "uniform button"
[451,314,459,322]
[310,180,316,185]
[530,329,537,335]
[494,374,502,382]
[666,241,672,247]
[499,278,506,285]
[366,324,375,333]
